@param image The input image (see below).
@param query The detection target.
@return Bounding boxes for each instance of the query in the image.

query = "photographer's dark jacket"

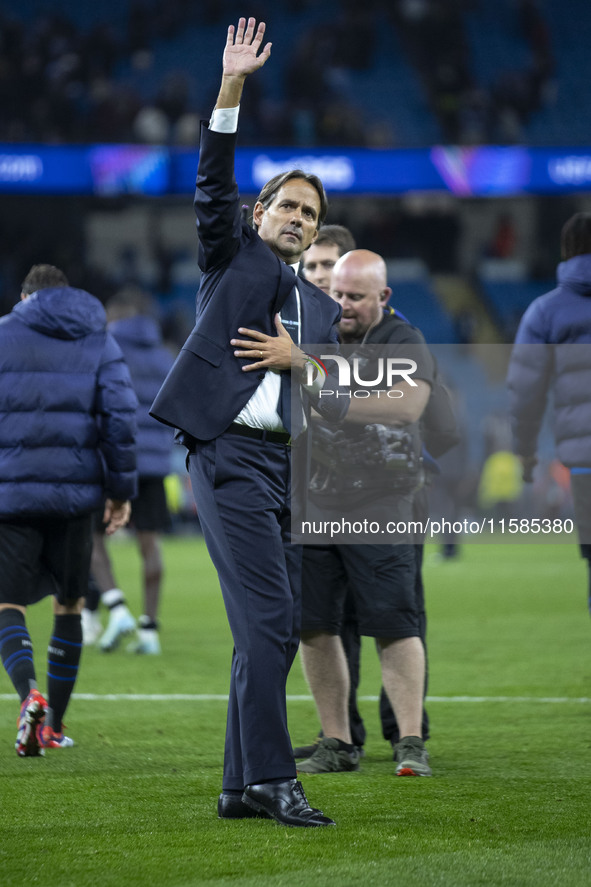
[309,312,436,510]
[0,286,137,519]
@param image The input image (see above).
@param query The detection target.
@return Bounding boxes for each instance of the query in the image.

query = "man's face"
[330,262,389,343]
[253,179,320,263]
[302,243,341,293]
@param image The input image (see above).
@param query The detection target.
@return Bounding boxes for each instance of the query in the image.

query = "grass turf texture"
[1,536,590,887]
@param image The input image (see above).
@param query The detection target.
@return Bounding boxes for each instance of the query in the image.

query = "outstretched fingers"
[252,21,272,64]
[249,18,265,46]
[226,22,236,47]
[235,17,247,44]
[228,17,270,52]
[223,18,271,74]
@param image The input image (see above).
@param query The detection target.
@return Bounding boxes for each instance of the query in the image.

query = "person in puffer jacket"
[84,287,175,655]
[0,264,137,756]
[507,212,591,613]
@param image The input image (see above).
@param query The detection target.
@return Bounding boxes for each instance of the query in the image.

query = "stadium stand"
[463,0,554,145]
[524,0,590,145]
[1,0,578,147]
[477,262,554,340]
[328,12,441,147]
[386,260,458,344]
[431,273,500,345]
[0,1,588,349]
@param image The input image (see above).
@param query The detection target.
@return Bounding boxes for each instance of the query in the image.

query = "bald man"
[297,249,435,777]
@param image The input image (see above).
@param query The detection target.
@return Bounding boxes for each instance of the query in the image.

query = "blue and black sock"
[0,608,36,702]
[46,614,83,731]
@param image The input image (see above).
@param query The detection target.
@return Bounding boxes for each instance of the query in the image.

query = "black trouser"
[341,543,430,747]
[0,514,93,607]
[570,472,591,614]
[188,431,299,791]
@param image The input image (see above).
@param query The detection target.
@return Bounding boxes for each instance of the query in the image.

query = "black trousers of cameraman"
[341,483,430,747]
[341,541,429,748]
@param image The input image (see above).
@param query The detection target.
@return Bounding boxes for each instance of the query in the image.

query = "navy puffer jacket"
[507,254,591,467]
[109,315,175,478]
[0,286,138,519]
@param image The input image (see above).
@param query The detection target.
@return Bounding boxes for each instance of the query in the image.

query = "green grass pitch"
[1,536,589,886]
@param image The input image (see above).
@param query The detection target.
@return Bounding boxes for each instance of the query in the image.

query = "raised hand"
[222,17,272,78]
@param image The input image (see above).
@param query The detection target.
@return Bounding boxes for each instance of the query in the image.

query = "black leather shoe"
[217,792,270,819]
[242,779,336,827]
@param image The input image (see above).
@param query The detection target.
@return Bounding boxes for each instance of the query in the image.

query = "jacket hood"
[13,286,107,340]
[557,254,591,295]
[109,315,162,347]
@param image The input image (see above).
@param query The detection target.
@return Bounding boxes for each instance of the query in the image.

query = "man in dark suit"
[151,18,345,827]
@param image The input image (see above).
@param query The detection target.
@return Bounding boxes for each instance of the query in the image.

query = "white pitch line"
[424,695,591,704]
[0,694,589,703]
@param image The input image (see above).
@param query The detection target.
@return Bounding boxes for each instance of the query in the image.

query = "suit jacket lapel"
[298,277,321,345]
[276,260,297,313]
[275,260,321,343]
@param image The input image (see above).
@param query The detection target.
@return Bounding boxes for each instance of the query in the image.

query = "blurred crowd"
[393,0,555,144]
[0,0,555,148]
[0,0,194,144]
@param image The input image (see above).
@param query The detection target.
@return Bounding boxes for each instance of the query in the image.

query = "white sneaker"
[99,604,136,652]
[127,627,161,655]
[38,725,75,749]
[15,689,47,757]
[81,608,103,646]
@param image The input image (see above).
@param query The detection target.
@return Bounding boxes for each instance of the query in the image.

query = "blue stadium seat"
[388,279,457,345]
[479,279,553,329]
[15,0,126,28]
[465,0,531,89]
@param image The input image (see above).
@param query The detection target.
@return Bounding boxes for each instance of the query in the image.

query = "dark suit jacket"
[150,126,346,442]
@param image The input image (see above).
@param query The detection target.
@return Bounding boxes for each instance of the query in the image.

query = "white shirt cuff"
[209,106,240,133]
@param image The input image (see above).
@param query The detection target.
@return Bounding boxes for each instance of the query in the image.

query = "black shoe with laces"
[218,791,270,819]
[242,779,336,827]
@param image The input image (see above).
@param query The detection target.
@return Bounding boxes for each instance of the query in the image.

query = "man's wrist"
[215,74,246,109]
[221,72,247,85]
[292,351,308,377]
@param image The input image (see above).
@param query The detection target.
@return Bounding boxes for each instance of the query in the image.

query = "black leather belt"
[227,422,291,445]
